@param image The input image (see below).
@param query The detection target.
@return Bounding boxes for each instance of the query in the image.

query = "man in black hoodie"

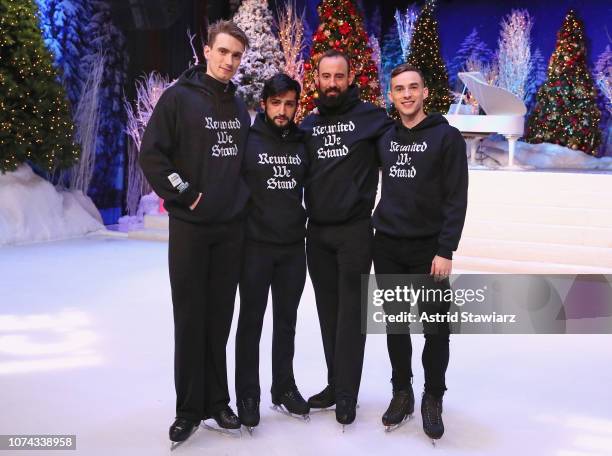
[139,21,250,443]
[301,50,393,426]
[234,74,310,430]
[373,63,468,442]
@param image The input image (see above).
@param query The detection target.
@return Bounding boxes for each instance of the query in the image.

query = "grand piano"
[444,72,527,167]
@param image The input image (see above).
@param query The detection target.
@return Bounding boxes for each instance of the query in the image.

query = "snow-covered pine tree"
[381,21,403,99]
[232,0,284,110]
[449,27,493,87]
[83,0,128,223]
[594,45,612,156]
[36,0,92,111]
[524,47,546,112]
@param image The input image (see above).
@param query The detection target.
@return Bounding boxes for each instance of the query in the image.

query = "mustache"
[274,115,289,121]
[324,88,340,95]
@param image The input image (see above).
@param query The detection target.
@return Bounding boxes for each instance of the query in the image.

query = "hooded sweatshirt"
[373,113,468,260]
[139,65,250,224]
[301,85,393,225]
[243,113,309,245]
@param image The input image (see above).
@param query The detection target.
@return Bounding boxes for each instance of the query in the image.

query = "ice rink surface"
[1,236,611,456]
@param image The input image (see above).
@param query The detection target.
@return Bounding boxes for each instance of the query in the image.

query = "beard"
[317,86,349,109]
[264,112,293,135]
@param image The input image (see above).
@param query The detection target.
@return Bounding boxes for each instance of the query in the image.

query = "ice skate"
[421,392,444,445]
[336,397,357,432]
[382,387,415,432]
[307,385,335,412]
[271,386,310,422]
[202,406,242,438]
[169,417,199,450]
[238,397,260,435]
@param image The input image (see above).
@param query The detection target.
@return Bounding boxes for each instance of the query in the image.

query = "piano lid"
[457,72,527,116]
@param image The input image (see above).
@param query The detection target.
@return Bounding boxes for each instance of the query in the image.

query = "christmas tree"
[449,28,493,87]
[380,22,403,98]
[232,0,284,109]
[406,0,452,114]
[0,0,79,173]
[297,0,383,122]
[526,10,601,155]
[83,0,128,222]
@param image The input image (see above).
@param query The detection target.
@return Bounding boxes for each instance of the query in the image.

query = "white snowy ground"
[1,236,611,456]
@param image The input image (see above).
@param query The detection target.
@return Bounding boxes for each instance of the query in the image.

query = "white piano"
[444,72,526,167]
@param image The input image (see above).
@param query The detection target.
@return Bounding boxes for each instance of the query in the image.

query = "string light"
[0,0,79,173]
[526,10,602,155]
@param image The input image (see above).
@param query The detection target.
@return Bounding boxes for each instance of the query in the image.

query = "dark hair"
[207,20,249,49]
[261,73,301,102]
[390,63,426,86]
[317,49,351,73]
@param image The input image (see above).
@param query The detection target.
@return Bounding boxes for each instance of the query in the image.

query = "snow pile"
[0,164,104,245]
[478,138,612,170]
[117,191,161,232]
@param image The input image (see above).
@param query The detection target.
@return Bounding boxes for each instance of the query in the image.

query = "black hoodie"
[301,86,393,225]
[373,114,468,259]
[139,65,250,224]
[243,113,309,245]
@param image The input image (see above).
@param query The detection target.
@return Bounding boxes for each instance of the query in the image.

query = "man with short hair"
[139,20,251,443]
[373,63,468,442]
[235,73,310,430]
[301,49,393,427]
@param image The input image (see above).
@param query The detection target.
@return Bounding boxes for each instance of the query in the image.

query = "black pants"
[306,218,373,400]
[168,217,244,421]
[373,231,450,398]
[235,240,306,400]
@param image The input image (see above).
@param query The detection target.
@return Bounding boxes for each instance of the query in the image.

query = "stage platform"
[130,169,612,274]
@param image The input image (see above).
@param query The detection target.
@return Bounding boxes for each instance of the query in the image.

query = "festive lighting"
[405,0,453,114]
[0,0,79,173]
[526,10,602,155]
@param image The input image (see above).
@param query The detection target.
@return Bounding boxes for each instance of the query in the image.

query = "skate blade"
[270,405,310,422]
[201,422,242,438]
[384,414,414,433]
[244,426,255,436]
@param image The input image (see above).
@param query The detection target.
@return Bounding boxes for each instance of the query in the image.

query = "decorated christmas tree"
[526,10,601,155]
[232,0,284,109]
[406,0,452,114]
[0,0,79,173]
[297,0,384,122]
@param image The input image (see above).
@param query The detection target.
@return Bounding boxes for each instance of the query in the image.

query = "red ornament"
[304,62,312,71]
[358,75,369,86]
[339,22,352,36]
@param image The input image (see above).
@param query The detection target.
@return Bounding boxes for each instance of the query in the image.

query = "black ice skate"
[238,397,260,435]
[335,397,357,432]
[421,392,444,445]
[202,406,242,438]
[307,385,335,410]
[382,387,415,432]
[169,417,199,450]
[271,386,311,422]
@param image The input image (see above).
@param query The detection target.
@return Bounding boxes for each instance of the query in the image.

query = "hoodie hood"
[176,64,237,96]
[397,113,448,132]
[316,84,361,116]
[251,112,304,142]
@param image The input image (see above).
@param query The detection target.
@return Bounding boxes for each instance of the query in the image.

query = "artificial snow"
[478,138,612,170]
[0,164,104,245]
[117,191,161,232]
